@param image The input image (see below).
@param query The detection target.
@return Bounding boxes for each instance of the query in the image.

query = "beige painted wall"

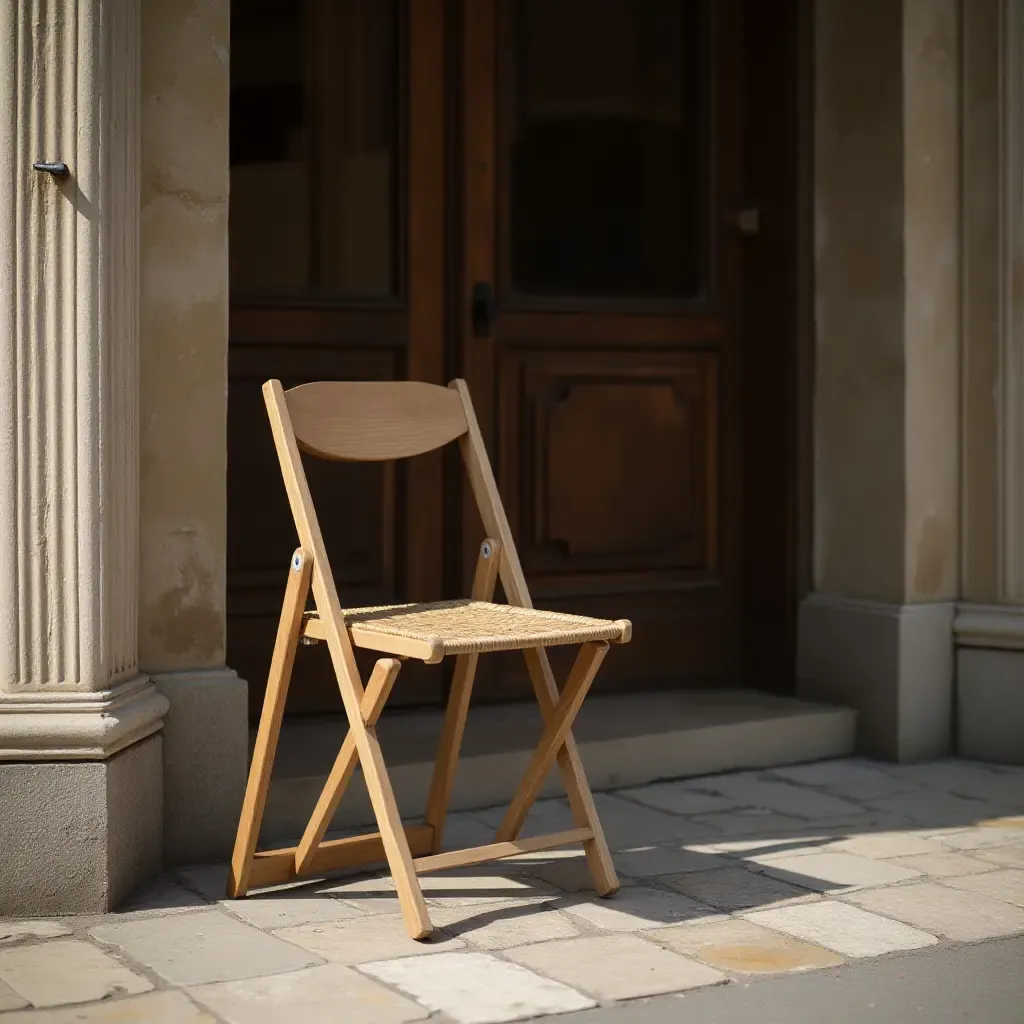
[139,0,230,672]
[813,0,959,604]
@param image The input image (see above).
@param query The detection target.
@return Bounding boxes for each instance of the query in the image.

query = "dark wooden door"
[227,0,447,715]
[458,0,746,698]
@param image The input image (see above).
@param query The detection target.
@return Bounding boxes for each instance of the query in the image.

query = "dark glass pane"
[229,0,399,298]
[507,0,707,299]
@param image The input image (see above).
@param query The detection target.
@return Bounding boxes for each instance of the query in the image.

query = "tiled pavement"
[2,758,1024,1022]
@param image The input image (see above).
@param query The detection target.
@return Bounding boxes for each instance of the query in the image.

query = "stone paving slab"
[744,901,938,958]
[647,917,844,974]
[506,933,727,1001]
[361,950,597,1024]
[90,909,321,986]
[0,991,216,1022]
[431,901,582,950]
[665,865,816,912]
[750,850,924,893]
[8,757,1024,1024]
[0,922,71,946]
[561,885,721,932]
[275,913,465,964]
[0,938,153,1009]
[936,868,1024,908]
[974,843,1024,869]
[191,962,431,1024]
[845,881,1024,942]
[0,979,27,1012]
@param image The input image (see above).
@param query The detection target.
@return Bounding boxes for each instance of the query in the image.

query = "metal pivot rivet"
[292,552,304,571]
[33,161,70,178]
[481,541,492,559]
[299,636,319,646]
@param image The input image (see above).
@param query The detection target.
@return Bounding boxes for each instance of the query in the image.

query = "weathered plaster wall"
[813,0,959,604]
[139,0,230,672]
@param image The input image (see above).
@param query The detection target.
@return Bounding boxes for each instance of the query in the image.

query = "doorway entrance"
[227,0,800,716]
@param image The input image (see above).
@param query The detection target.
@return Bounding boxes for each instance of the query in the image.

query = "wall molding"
[954,601,1024,649]
[0,676,168,761]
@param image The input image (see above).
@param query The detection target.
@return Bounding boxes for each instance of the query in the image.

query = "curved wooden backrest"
[281,380,469,461]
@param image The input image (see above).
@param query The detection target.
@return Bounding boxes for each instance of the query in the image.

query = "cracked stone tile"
[691,809,812,836]
[617,782,739,816]
[275,914,465,964]
[974,843,1024,869]
[416,867,559,907]
[360,950,596,1024]
[588,793,720,848]
[562,885,721,932]
[750,851,924,893]
[221,889,366,929]
[613,844,729,878]
[770,759,911,794]
[745,901,938,958]
[431,901,581,949]
[845,881,1024,942]
[863,791,1011,828]
[0,938,152,1008]
[825,831,948,860]
[877,761,1024,809]
[507,933,726,1001]
[888,851,995,878]
[936,819,1024,850]
[113,877,210,917]
[0,991,216,1023]
[666,865,817,912]
[0,921,71,946]
[90,909,320,986]
[0,979,27,1012]
[437,813,501,852]
[684,774,866,820]
[941,868,1024,908]
[688,834,833,857]
[322,874,403,915]
[649,917,844,974]
[191,962,430,1024]
[474,800,576,838]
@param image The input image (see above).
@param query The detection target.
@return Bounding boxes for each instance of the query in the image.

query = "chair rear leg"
[523,646,620,897]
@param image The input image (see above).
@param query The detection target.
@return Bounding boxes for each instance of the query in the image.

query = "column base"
[154,668,248,864]
[0,734,163,915]
[797,593,955,761]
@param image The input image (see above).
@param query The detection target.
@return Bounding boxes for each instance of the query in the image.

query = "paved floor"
[2,757,1023,1022]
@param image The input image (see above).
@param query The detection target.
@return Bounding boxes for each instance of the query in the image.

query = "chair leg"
[424,538,502,853]
[294,658,402,874]
[522,645,620,897]
[497,642,608,843]
[228,549,311,898]
[354,724,434,938]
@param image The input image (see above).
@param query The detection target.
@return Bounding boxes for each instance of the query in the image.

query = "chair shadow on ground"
[121,759,1024,937]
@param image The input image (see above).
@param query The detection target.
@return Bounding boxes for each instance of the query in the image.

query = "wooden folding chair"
[227,378,631,939]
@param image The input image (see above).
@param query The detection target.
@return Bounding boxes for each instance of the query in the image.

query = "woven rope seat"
[303,599,630,663]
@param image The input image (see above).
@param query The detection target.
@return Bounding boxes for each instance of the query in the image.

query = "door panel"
[460,0,743,699]
[227,0,446,715]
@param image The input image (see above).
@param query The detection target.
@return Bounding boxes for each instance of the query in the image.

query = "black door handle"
[471,282,497,337]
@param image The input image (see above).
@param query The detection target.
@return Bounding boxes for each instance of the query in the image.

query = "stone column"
[955,0,1024,763]
[138,0,247,864]
[0,0,166,913]
[798,0,960,761]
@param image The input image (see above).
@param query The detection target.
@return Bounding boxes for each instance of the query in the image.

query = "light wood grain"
[249,825,436,889]
[413,828,592,874]
[264,379,434,939]
[452,378,620,897]
[294,658,402,874]
[497,641,608,842]
[286,380,467,462]
[303,613,444,663]
[227,548,311,898]
[424,538,502,852]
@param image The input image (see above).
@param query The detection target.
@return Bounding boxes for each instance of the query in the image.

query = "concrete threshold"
[259,689,856,843]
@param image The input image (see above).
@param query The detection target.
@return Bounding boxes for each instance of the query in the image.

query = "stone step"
[259,689,856,843]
